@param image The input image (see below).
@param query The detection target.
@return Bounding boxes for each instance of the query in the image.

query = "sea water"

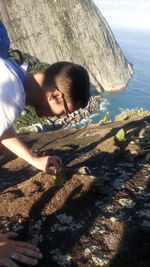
[91,29,150,123]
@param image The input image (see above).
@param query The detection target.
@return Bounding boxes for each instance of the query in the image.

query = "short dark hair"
[43,61,90,108]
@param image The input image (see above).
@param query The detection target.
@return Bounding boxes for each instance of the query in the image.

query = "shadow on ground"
[0,116,150,266]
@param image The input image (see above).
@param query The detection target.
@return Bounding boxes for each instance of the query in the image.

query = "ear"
[47,89,63,101]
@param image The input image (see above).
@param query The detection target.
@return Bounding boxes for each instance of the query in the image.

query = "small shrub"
[115,108,150,121]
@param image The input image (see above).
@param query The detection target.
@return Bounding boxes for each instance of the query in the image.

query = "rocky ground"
[0,115,150,267]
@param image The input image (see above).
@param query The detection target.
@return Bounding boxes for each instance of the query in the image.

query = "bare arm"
[1,127,62,173]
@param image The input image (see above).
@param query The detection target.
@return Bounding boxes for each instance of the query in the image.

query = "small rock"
[77,166,91,175]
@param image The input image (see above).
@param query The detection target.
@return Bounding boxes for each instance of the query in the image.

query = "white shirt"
[0,58,25,137]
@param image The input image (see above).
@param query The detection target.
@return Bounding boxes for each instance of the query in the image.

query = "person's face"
[49,92,76,117]
[36,89,78,117]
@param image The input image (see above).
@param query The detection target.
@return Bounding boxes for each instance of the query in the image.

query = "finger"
[51,157,60,172]
[14,241,40,252]
[10,252,39,266]
[5,232,18,239]
[53,156,63,169]
[47,157,60,174]
[14,246,43,259]
[47,166,57,175]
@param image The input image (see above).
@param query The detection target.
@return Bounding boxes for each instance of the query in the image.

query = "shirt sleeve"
[0,59,25,137]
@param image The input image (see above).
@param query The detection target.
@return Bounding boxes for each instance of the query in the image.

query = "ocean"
[90,29,150,123]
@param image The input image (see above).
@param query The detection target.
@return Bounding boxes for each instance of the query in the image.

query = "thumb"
[53,156,63,169]
[46,156,59,174]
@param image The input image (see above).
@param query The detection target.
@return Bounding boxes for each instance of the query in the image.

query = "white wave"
[99,99,110,112]
[79,118,89,125]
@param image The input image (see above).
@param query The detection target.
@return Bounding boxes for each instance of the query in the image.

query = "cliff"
[0,0,133,92]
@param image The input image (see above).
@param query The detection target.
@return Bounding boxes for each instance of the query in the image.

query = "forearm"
[1,127,34,165]
[1,127,62,173]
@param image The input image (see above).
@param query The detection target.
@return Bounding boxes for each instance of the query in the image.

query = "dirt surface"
[0,116,150,267]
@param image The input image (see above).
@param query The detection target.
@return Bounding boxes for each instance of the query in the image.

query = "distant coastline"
[99,29,150,120]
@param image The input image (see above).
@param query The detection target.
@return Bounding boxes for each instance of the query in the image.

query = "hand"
[53,156,63,170]
[1,129,63,174]
[32,155,63,174]
[0,232,43,267]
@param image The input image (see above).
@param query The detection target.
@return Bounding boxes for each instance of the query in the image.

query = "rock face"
[0,0,133,92]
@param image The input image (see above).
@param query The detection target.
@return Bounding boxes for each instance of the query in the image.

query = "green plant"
[14,106,51,131]
[115,108,150,121]
[115,128,126,142]
[59,11,73,42]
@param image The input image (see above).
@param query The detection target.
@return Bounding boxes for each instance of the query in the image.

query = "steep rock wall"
[0,0,133,92]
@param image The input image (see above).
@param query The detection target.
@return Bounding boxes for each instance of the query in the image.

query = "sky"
[93,0,150,31]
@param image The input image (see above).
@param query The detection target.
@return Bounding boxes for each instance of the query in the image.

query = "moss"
[22,53,50,72]
[10,50,50,72]
[14,106,51,131]
[59,11,73,42]
[17,128,36,134]
[115,108,150,121]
